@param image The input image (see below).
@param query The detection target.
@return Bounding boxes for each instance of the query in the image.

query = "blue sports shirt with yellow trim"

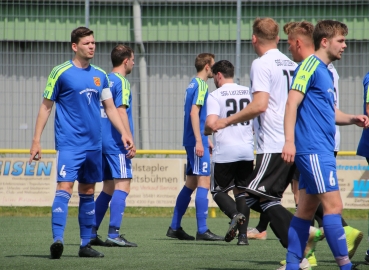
[183,77,209,147]
[101,72,134,154]
[291,55,336,155]
[356,72,369,157]
[43,60,109,151]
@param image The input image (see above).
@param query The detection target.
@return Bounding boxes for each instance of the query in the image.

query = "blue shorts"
[295,153,339,194]
[185,146,210,176]
[102,153,132,180]
[56,149,102,183]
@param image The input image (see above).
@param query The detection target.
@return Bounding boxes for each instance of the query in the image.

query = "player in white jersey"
[208,17,306,254]
[205,60,254,245]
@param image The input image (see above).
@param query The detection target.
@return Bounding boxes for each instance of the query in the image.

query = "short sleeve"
[206,93,220,116]
[192,78,208,106]
[290,56,319,94]
[250,59,271,94]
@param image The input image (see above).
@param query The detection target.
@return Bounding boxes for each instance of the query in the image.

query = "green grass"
[0,216,368,270]
[0,207,368,219]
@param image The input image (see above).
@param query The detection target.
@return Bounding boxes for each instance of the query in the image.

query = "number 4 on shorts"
[59,165,67,178]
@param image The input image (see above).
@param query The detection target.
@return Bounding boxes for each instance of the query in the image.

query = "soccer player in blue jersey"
[166,53,223,241]
[29,27,132,259]
[90,44,137,248]
[282,20,368,270]
[356,72,369,264]
[356,73,369,165]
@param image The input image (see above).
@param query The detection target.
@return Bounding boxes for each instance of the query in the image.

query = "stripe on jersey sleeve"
[365,83,369,103]
[91,64,110,89]
[291,56,319,94]
[115,73,131,108]
[195,78,208,106]
[43,61,73,99]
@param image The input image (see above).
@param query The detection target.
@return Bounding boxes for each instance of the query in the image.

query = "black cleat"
[89,235,107,246]
[352,263,360,269]
[50,240,64,259]
[196,229,224,241]
[225,213,245,242]
[105,235,138,247]
[78,244,104,258]
[365,251,369,264]
[237,234,249,245]
[166,227,195,240]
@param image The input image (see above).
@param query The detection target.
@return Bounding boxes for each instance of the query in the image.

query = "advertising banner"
[1,158,368,209]
[281,160,369,209]
[0,158,56,206]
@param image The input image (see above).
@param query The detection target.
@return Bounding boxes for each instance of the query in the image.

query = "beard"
[327,49,341,62]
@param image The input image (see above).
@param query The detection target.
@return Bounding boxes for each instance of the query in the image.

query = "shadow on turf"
[5,255,75,259]
[196,260,280,270]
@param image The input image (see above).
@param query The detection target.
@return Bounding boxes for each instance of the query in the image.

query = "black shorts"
[293,166,300,182]
[210,160,254,194]
[244,153,295,201]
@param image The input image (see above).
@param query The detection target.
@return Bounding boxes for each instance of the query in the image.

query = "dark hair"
[253,17,279,41]
[313,20,348,50]
[194,53,215,72]
[111,44,134,67]
[211,60,234,78]
[71,27,94,44]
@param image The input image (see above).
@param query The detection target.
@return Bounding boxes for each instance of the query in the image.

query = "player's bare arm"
[117,105,136,159]
[103,98,134,150]
[204,114,218,135]
[190,104,204,157]
[212,91,269,132]
[282,90,304,164]
[335,108,369,128]
[29,98,54,164]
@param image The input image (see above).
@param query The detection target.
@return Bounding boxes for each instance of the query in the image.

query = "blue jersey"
[101,72,134,154]
[356,72,369,157]
[43,60,109,151]
[291,55,336,155]
[182,77,208,147]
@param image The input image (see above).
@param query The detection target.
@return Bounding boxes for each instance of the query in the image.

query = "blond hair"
[253,17,279,41]
[284,21,314,41]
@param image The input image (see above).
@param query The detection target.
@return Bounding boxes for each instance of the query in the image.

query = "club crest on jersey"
[93,77,101,87]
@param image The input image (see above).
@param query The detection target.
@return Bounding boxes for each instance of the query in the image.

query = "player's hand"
[281,141,296,165]
[122,134,134,151]
[353,115,369,128]
[208,141,213,156]
[29,141,41,164]
[211,118,228,132]
[126,143,136,159]
[195,141,204,157]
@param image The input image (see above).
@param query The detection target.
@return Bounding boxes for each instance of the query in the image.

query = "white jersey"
[207,83,254,163]
[251,49,297,154]
[328,63,340,151]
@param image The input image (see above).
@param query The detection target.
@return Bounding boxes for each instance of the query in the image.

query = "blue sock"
[170,186,193,230]
[285,216,311,270]
[92,191,112,238]
[51,190,71,243]
[108,190,128,238]
[79,194,95,247]
[323,214,352,269]
[195,187,209,234]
